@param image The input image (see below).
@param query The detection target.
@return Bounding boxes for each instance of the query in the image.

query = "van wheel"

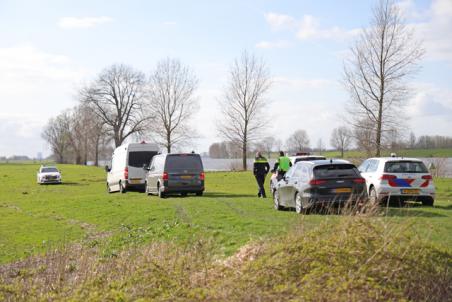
[145,182,151,196]
[273,190,283,211]
[196,191,203,196]
[107,183,112,194]
[119,181,126,194]
[158,183,165,199]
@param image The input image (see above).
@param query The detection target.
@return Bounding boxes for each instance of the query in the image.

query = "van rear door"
[128,151,158,184]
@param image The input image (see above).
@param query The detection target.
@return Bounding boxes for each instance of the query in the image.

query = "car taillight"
[309,179,326,185]
[162,172,169,181]
[353,178,366,184]
[380,174,396,180]
[422,175,432,180]
[124,167,128,179]
[200,172,205,181]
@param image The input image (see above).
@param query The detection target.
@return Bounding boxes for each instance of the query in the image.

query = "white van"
[106,142,159,193]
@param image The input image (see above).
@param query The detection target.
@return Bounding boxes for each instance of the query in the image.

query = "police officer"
[273,151,292,181]
[253,152,270,198]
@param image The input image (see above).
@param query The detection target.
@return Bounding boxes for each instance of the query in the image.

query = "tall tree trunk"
[242,140,247,171]
[341,148,344,158]
[94,136,100,166]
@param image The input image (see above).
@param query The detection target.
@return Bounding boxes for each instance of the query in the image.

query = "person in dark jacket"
[253,152,270,198]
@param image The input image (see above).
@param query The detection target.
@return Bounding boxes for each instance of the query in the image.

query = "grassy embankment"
[0,163,451,301]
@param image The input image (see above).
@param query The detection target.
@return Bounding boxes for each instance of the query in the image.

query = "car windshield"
[313,164,359,179]
[128,151,158,168]
[41,167,58,173]
[165,154,203,172]
[294,156,326,163]
[384,161,428,173]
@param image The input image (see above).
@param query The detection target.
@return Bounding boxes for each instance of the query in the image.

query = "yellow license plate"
[180,175,193,180]
[401,189,420,194]
[335,188,352,193]
[129,179,142,184]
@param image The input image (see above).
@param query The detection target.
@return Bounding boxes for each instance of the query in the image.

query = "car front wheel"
[273,190,283,211]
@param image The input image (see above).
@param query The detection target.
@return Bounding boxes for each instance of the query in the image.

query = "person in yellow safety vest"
[253,152,270,198]
[273,151,292,181]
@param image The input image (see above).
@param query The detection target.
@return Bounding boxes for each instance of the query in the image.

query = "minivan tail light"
[309,179,326,185]
[422,175,432,180]
[162,172,169,181]
[200,172,205,181]
[124,167,129,179]
[380,174,396,180]
[353,178,366,184]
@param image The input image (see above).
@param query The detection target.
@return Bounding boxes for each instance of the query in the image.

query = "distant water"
[201,157,452,177]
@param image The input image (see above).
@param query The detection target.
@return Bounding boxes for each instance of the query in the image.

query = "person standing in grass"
[273,151,292,181]
[253,152,270,198]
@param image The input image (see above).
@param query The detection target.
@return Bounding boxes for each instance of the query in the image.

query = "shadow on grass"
[60,182,88,186]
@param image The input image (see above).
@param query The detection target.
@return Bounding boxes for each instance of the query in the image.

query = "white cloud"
[274,76,334,89]
[0,46,90,156]
[264,12,297,31]
[255,40,290,49]
[264,12,360,41]
[58,16,113,29]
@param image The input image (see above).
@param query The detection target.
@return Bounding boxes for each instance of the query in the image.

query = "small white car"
[358,157,435,206]
[37,166,62,184]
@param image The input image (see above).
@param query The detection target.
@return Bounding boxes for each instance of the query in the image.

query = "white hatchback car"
[37,166,62,184]
[358,157,435,206]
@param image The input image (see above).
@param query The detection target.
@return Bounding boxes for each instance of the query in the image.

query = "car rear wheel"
[119,181,126,193]
[295,193,310,214]
[422,197,434,206]
[273,190,283,211]
[369,186,378,204]
[158,183,165,199]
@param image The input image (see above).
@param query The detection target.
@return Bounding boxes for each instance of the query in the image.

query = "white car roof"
[369,157,423,162]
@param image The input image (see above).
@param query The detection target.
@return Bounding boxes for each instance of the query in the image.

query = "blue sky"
[0,0,451,157]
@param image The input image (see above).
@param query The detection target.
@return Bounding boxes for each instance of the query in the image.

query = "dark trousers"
[255,174,267,197]
[277,170,286,181]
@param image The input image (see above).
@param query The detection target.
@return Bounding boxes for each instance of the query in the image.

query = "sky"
[0,0,451,157]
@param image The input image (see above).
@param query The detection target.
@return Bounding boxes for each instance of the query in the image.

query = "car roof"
[367,157,423,162]
[295,159,351,167]
[289,155,325,159]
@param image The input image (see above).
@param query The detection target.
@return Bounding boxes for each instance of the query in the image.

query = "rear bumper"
[161,186,204,193]
[308,192,367,204]
[376,186,435,200]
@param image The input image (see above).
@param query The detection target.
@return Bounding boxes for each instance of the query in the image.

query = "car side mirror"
[143,164,149,170]
[105,165,111,172]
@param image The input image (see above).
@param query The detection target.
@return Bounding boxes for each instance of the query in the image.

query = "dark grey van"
[144,153,205,198]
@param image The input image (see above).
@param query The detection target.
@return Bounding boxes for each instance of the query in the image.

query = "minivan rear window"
[165,154,203,172]
[313,164,359,178]
[128,151,158,168]
[384,161,428,173]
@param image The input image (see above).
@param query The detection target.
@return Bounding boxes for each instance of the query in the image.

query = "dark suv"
[144,153,205,198]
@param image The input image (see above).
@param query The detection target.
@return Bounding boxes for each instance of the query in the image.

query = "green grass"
[0,163,451,265]
[321,148,452,158]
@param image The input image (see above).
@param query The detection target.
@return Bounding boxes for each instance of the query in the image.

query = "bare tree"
[81,64,148,147]
[146,58,198,153]
[42,111,72,163]
[353,118,376,156]
[286,129,310,153]
[330,126,353,158]
[408,131,416,149]
[218,51,272,170]
[343,0,424,156]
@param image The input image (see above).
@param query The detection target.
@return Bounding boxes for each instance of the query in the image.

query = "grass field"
[1,163,451,301]
[0,163,451,265]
